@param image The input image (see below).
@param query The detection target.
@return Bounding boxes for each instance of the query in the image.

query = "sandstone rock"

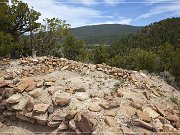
[44,77,56,82]
[48,86,56,96]
[25,82,37,92]
[33,103,50,114]
[129,101,142,110]
[58,121,68,131]
[99,99,120,110]
[116,91,124,97]
[47,105,54,114]
[6,94,22,104]
[172,121,180,129]
[33,113,48,125]
[104,110,116,117]
[88,102,102,112]
[16,111,35,123]
[76,92,89,101]
[166,114,179,122]
[36,81,43,88]
[0,122,3,128]
[73,87,86,93]
[153,119,163,130]
[2,88,14,99]
[104,116,116,128]
[0,82,7,88]
[48,110,65,122]
[65,110,77,120]
[15,79,33,93]
[76,112,97,134]
[24,98,34,112]
[47,121,61,128]
[53,92,71,106]
[69,119,77,130]
[163,124,177,132]
[143,91,150,100]
[121,105,137,117]
[136,110,151,123]
[154,105,166,117]
[3,110,16,116]
[44,82,55,86]
[121,126,134,135]
[28,88,41,98]
[143,107,160,119]
[134,119,158,132]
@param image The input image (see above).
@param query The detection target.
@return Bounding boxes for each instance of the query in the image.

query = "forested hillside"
[71,24,143,44]
[97,17,180,88]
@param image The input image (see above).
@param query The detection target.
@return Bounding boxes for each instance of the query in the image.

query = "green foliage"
[63,35,88,61]
[93,45,109,64]
[110,49,159,72]
[35,18,70,56]
[0,0,41,39]
[0,31,13,57]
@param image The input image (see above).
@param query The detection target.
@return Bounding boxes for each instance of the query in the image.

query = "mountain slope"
[71,24,143,45]
[112,17,180,50]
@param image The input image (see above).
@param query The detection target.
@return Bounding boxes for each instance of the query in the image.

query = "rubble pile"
[0,57,179,134]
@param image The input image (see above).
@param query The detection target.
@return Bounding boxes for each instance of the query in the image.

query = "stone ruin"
[0,57,180,134]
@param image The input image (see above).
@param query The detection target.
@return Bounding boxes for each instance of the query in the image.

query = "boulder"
[99,99,120,110]
[73,87,86,93]
[25,82,37,92]
[15,79,33,93]
[16,112,35,123]
[69,119,77,130]
[24,98,34,112]
[134,119,158,132]
[154,105,166,117]
[53,92,71,106]
[47,121,61,128]
[136,110,151,123]
[28,88,41,98]
[6,94,22,104]
[166,114,179,122]
[88,102,102,112]
[121,126,134,135]
[76,92,89,101]
[2,88,14,99]
[58,121,68,131]
[48,86,56,96]
[44,82,55,86]
[104,110,116,117]
[143,107,159,119]
[76,112,97,134]
[65,110,77,120]
[33,103,50,114]
[33,113,48,125]
[104,116,116,128]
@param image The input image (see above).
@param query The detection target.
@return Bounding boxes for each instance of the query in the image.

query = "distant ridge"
[71,24,143,45]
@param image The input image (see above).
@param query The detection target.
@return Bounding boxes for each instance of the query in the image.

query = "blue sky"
[23,0,180,28]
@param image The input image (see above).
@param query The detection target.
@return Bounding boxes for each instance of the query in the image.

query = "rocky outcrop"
[0,57,180,134]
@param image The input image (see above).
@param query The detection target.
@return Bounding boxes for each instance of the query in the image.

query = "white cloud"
[88,17,132,25]
[144,0,176,4]
[104,0,124,6]
[70,0,124,6]
[71,0,97,6]
[22,0,104,27]
[137,3,180,19]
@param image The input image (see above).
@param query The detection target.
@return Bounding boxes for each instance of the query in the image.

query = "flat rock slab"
[33,103,50,114]
[6,94,22,104]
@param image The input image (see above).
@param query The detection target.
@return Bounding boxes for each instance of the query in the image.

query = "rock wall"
[0,57,180,134]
